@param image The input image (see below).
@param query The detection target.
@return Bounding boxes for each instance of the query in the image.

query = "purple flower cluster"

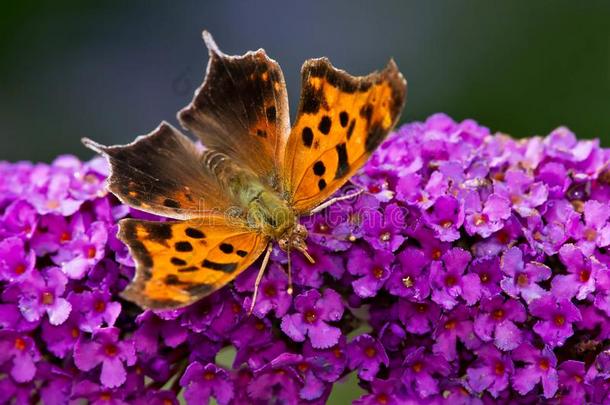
[1,114,610,403]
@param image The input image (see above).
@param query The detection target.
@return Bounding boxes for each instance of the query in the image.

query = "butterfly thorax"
[247,189,296,240]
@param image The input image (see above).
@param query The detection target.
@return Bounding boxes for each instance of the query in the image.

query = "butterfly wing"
[283,58,407,213]
[178,31,290,189]
[119,216,269,309]
[83,122,235,220]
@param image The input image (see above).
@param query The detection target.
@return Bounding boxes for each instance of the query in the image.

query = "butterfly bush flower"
[1,114,610,403]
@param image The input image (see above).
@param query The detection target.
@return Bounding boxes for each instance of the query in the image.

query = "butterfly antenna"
[249,243,273,316]
[286,249,293,295]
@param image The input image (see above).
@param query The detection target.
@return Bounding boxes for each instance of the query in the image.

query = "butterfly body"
[83,31,406,310]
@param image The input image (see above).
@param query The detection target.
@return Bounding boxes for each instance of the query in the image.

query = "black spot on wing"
[236,250,248,257]
[185,228,205,239]
[175,241,193,252]
[219,243,234,254]
[313,161,326,176]
[346,119,356,140]
[178,266,199,273]
[163,199,180,209]
[302,127,314,148]
[318,116,332,135]
[256,129,267,138]
[144,222,172,245]
[318,179,327,191]
[360,104,373,124]
[165,274,181,285]
[339,111,349,127]
[185,283,213,296]
[266,106,276,122]
[202,260,238,273]
[334,143,349,179]
[171,257,187,266]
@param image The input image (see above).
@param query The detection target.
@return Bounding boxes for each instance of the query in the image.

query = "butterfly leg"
[286,249,293,295]
[308,188,365,215]
[248,243,274,315]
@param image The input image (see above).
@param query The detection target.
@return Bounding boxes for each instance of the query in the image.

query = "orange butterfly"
[83,31,407,311]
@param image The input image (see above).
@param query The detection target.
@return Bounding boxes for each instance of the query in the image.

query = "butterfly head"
[277,223,314,263]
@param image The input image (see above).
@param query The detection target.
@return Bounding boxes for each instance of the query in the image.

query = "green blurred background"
[1,1,610,163]
[1,1,609,402]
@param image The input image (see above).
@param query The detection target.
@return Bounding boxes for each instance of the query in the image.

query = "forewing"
[178,31,290,189]
[283,58,407,213]
[119,216,268,309]
[83,122,232,220]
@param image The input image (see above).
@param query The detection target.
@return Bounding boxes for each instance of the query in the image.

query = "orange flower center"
[431,248,442,260]
[376,393,389,404]
[41,292,54,305]
[94,300,106,313]
[416,304,427,313]
[444,320,456,330]
[373,267,384,279]
[402,276,413,288]
[380,232,391,242]
[104,344,118,357]
[412,362,423,373]
[444,275,457,287]
[494,361,505,375]
[14,337,26,351]
[86,246,97,259]
[297,362,309,372]
[304,310,317,324]
[364,346,377,358]
[539,359,550,371]
[60,231,71,243]
[554,314,565,326]
[440,220,453,229]
[517,273,529,287]
[474,214,487,226]
[584,228,597,242]
[203,371,216,380]
[579,270,590,283]
[480,273,490,283]
[492,309,505,321]
[14,263,26,275]
[264,284,277,298]
[99,393,112,401]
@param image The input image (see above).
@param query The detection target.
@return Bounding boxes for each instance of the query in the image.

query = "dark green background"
[1,1,609,162]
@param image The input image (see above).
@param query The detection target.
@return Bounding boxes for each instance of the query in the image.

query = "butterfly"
[83,31,407,311]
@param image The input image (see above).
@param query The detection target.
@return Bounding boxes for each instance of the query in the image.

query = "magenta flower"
[0,236,35,282]
[424,195,464,242]
[0,331,40,382]
[430,247,480,309]
[401,346,450,398]
[396,299,441,335]
[500,246,551,303]
[281,289,343,348]
[512,343,558,398]
[464,192,511,238]
[14,267,71,325]
[347,334,389,381]
[179,362,233,405]
[362,202,406,252]
[473,296,526,351]
[386,246,430,299]
[347,246,394,298]
[237,264,292,318]
[529,294,582,347]
[465,344,514,397]
[74,327,136,388]
[552,243,601,300]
